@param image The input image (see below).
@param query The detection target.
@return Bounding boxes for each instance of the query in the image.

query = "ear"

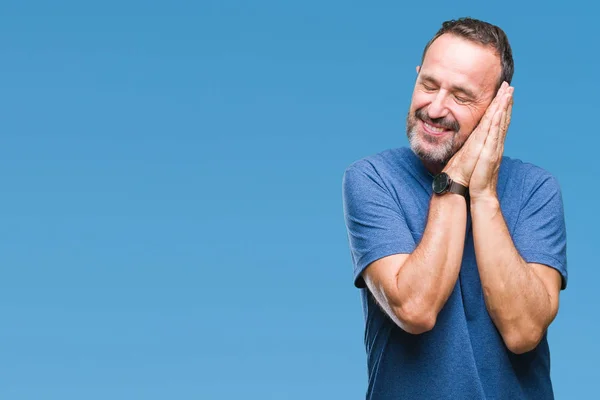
[416,65,420,74]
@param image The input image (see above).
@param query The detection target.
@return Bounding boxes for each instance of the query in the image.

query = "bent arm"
[363,192,468,334]
[471,197,562,354]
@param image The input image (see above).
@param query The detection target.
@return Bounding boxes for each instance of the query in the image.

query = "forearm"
[393,193,468,331]
[471,196,555,353]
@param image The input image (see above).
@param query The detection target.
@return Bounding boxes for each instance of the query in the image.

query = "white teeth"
[424,122,445,133]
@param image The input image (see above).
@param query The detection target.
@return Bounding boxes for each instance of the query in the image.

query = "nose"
[427,91,450,120]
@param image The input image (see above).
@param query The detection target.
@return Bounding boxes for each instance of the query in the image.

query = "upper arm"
[342,162,416,288]
[512,170,568,289]
[342,161,425,332]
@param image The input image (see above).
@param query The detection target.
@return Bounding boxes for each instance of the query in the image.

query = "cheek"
[454,108,480,134]
[410,92,430,112]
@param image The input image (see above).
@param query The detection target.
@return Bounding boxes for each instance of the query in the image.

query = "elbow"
[393,303,437,335]
[503,327,545,354]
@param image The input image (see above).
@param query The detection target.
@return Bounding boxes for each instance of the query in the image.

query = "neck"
[420,158,445,176]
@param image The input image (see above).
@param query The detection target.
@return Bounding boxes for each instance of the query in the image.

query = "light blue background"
[0,1,596,399]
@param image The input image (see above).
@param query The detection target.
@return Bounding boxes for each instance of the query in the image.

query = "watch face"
[432,173,449,194]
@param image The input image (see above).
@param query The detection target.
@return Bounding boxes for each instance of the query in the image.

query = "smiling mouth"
[421,120,452,135]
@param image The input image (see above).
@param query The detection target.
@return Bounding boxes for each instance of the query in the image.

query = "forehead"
[421,34,501,95]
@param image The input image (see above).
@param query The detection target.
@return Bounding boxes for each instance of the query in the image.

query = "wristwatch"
[432,172,468,198]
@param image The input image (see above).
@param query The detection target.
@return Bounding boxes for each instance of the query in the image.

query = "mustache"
[415,108,460,132]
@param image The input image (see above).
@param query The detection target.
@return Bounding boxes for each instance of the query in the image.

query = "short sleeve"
[512,171,568,289]
[342,161,416,288]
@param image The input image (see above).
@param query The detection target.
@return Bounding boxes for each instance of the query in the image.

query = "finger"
[480,101,506,162]
[498,90,513,153]
[490,102,505,146]
[503,99,512,129]
[497,110,507,154]
[505,89,514,127]
[499,91,512,132]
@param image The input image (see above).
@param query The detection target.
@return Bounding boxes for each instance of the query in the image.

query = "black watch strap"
[432,172,469,198]
[448,180,469,197]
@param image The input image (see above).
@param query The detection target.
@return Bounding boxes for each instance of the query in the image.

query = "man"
[342,18,567,399]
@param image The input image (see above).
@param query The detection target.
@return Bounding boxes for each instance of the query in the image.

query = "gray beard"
[407,126,456,165]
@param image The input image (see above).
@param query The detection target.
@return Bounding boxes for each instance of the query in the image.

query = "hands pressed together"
[444,82,514,201]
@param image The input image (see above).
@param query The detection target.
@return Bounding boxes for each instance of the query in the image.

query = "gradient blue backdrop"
[1,1,597,399]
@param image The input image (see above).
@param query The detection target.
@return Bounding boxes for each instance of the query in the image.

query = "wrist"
[432,171,469,198]
[441,166,469,187]
[470,194,500,213]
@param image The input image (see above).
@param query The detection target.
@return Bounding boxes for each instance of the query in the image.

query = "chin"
[408,129,454,165]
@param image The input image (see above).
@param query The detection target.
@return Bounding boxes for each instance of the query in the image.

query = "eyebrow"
[419,73,477,100]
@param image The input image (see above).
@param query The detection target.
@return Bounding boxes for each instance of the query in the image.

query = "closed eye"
[455,95,469,104]
[421,83,437,92]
